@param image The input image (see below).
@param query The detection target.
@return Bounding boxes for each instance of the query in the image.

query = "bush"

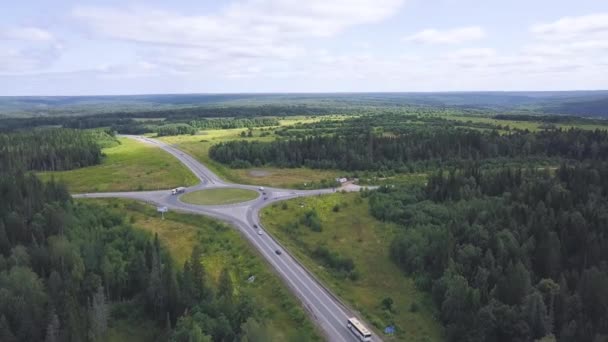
[301,210,322,232]
[382,297,394,311]
[311,246,356,278]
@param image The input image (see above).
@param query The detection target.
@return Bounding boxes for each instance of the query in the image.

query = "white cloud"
[403,26,485,44]
[531,13,608,41]
[0,27,54,42]
[0,27,60,74]
[72,0,404,60]
[0,47,61,73]
[521,12,608,75]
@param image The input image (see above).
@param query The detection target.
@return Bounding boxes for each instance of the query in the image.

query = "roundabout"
[179,187,259,205]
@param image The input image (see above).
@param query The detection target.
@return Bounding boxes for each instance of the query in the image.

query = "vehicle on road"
[275,249,282,255]
[253,224,258,228]
[347,317,372,341]
[171,187,186,195]
[259,186,265,191]
[263,197,268,200]
[257,230,263,235]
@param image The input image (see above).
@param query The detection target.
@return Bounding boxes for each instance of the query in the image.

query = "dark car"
[275,249,282,255]
[263,197,268,200]
[253,224,258,229]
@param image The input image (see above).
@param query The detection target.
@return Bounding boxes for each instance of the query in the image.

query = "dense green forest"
[210,126,608,171]
[0,131,279,341]
[0,129,109,173]
[365,163,608,341]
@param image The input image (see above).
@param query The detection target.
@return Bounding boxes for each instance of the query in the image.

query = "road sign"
[157,206,168,219]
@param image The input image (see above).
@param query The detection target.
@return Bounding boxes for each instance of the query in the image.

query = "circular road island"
[180,188,259,205]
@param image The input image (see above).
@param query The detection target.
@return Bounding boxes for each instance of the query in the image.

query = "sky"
[1,0,607,95]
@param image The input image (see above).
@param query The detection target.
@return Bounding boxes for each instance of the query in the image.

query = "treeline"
[153,118,280,137]
[0,129,109,173]
[0,105,332,132]
[366,163,608,341]
[494,114,606,125]
[156,123,197,136]
[189,118,279,130]
[210,128,608,171]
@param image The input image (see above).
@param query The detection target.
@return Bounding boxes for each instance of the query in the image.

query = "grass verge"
[38,137,198,192]
[180,188,259,205]
[260,192,443,341]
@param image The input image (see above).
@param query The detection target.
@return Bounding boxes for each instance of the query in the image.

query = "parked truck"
[171,187,186,195]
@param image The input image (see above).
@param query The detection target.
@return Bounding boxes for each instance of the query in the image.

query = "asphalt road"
[74,135,379,342]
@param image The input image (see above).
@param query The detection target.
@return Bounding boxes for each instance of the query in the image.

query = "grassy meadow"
[91,198,322,341]
[180,188,259,205]
[38,137,198,192]
[260,192,443,342]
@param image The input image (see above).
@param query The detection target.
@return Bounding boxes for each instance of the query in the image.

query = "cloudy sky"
[1,0,607,95]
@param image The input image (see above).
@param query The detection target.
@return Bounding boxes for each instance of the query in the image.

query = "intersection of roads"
[74,135,380,342]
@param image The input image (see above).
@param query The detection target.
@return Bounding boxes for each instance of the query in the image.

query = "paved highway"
[75,135,380,342]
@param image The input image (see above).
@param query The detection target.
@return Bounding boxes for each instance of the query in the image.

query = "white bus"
[347,317,372,341]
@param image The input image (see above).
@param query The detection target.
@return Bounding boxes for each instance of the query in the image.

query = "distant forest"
[0,105,335,132]
[1,91,607,118]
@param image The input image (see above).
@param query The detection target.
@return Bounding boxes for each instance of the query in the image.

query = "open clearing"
[38,137,198,192]
[91,198,321,341]
[180,188,259,205]
[261,192,443,342]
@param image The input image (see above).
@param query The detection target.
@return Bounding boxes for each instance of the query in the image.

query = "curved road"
[75,135,379,342]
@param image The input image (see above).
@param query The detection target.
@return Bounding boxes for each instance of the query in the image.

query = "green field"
[180,188,259,205]
[92,198,322,341]
[260,192,443,341]
[449,115,608,132]
[38,137,198,192]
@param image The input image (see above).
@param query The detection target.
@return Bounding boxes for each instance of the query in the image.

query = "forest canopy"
[209,127,608,171]
[365,163,608,341]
